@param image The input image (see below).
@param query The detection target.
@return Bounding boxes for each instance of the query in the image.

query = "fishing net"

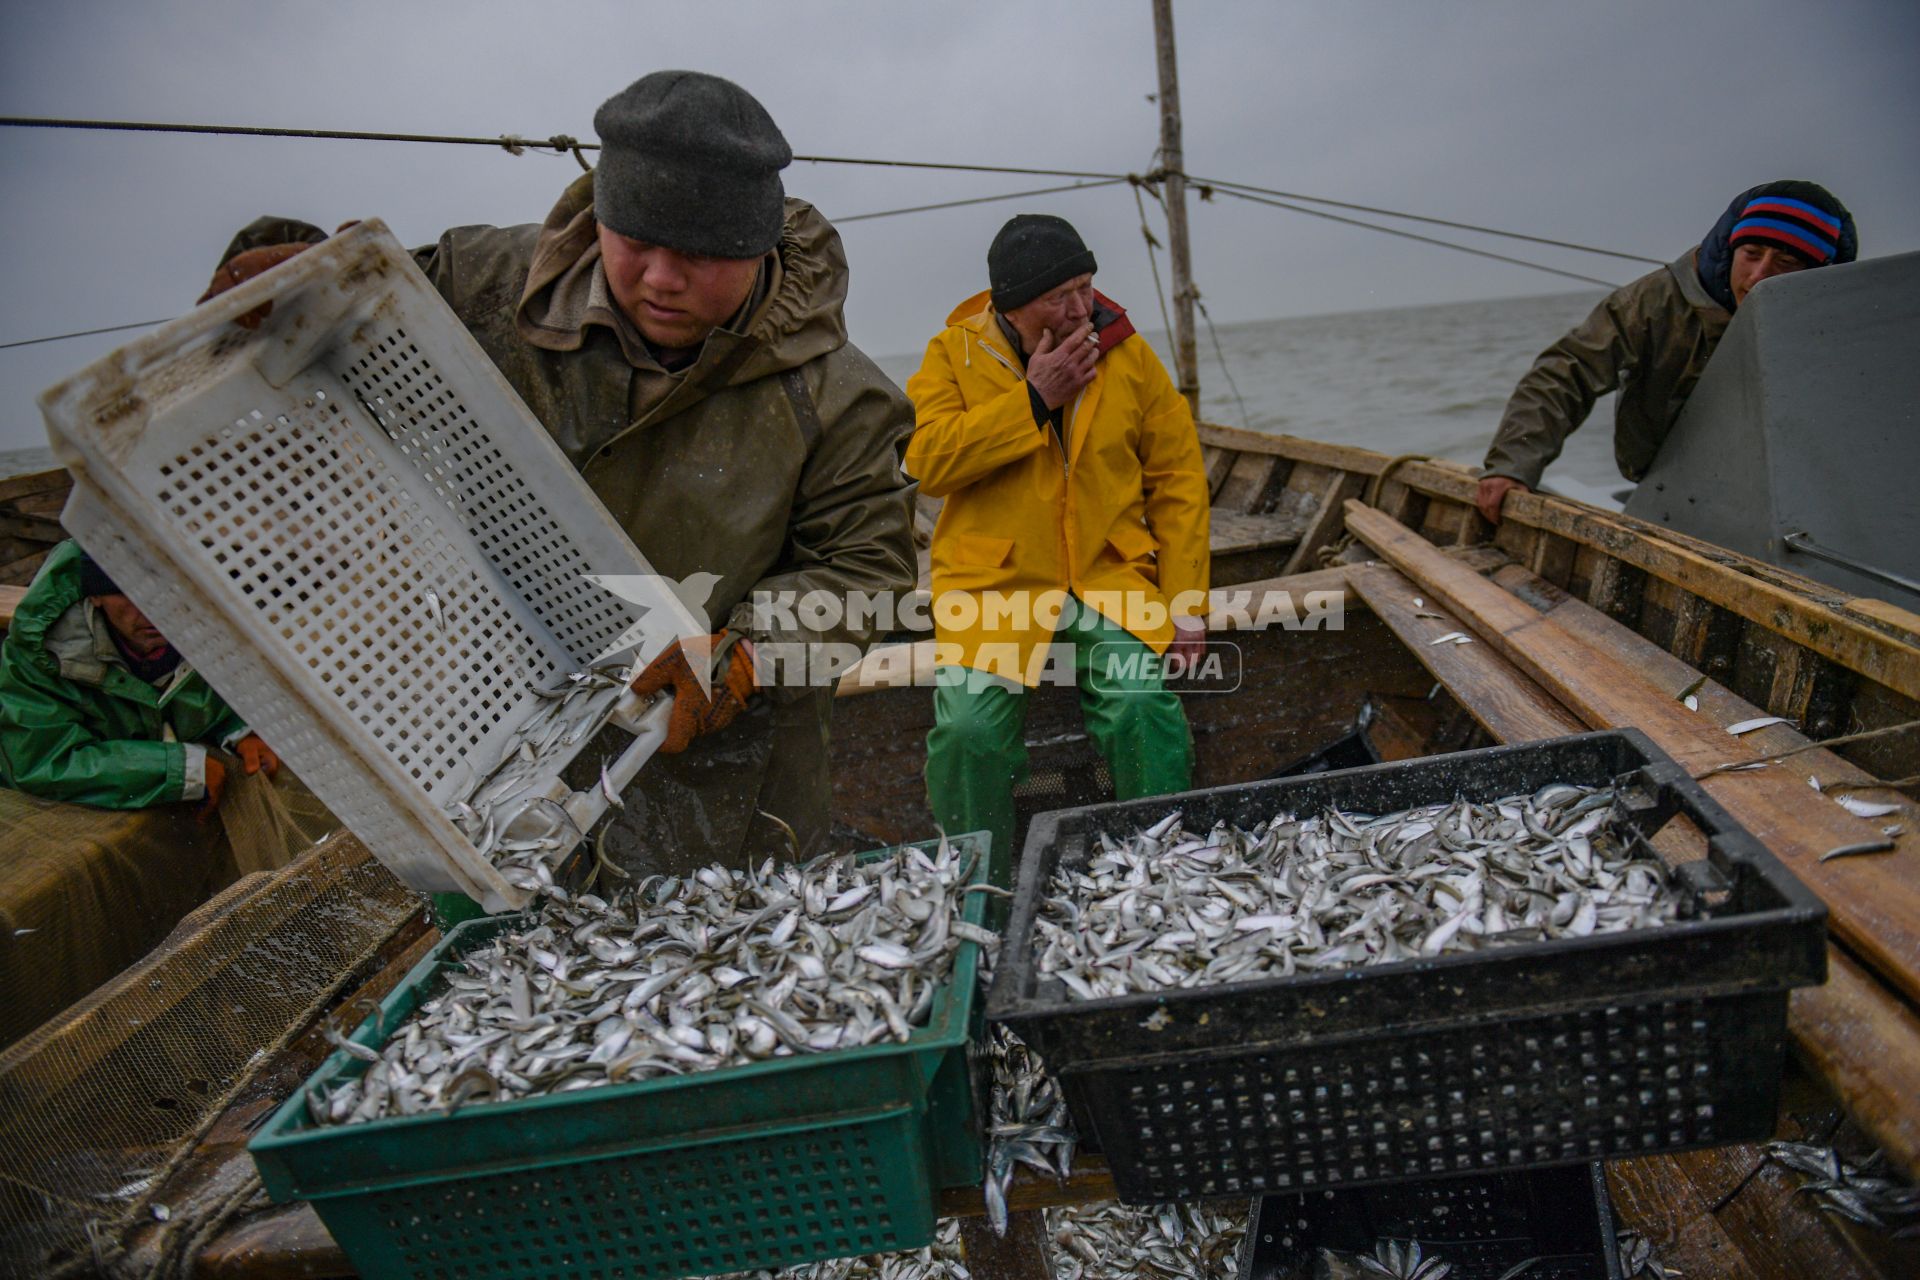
[0,828,420,1275]
[216,763,338,877]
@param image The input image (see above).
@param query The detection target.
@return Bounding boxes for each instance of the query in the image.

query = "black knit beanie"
[989,215,1098,312]
[76,551,120,599]
[592,70,792,259]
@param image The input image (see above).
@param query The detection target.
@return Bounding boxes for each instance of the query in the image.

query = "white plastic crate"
[38,221,697,910]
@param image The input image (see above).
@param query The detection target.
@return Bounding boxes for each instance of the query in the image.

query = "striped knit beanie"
[1697,180,1856,310]
[1730,194,1846,264]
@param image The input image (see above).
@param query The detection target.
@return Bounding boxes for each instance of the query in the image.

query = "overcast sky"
[2,0,1916,454]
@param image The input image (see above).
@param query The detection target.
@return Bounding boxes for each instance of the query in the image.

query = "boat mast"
[1152,0,1201,414]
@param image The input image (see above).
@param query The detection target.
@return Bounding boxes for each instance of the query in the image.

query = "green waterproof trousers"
[924,595,1193,880]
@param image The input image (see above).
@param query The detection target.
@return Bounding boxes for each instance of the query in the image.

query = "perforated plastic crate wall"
[1238,1163,1625,1280]
[295,1107,934,1280]
[38,222,681,909]
[248,836,989,1280]
[987,731,1827,1204]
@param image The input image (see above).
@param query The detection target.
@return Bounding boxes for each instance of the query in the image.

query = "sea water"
[876,288,1626,509]
[5,290,1625,506]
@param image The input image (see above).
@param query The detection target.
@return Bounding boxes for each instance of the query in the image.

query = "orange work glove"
[236,733,280,778]
[198,243,314,329]
[629,630,757,755]
[199,755,228,823]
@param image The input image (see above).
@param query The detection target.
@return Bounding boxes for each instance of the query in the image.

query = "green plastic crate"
[250,836,989,1280]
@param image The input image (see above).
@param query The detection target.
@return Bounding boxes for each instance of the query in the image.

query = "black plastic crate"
[1238,1163,1624,1280]
[988,730,1826,1203]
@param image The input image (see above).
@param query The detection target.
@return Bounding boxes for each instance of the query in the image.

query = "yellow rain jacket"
[904,290,1209,682]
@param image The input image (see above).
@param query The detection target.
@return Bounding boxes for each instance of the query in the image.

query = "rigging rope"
[0,115,1659,260]
[1192,291,1252,432]
[839,177,1126,223]
[1130,181,1179,365]
[1192,174,1665,266]
[1204,185,1622,288]
[1134,170,1250,429]
[0,113,1643,351]
[0,317,172,351]
[0,115,1123,181]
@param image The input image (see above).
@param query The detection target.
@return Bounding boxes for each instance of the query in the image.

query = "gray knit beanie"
[592,70,793,259]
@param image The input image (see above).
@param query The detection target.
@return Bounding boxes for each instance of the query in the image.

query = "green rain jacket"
[0,541,247,808]
[1483,250,1731,489]
[406,174,917,871]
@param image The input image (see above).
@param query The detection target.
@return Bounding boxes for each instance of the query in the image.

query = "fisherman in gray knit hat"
[206,70,917,878]
[593,70,793,260]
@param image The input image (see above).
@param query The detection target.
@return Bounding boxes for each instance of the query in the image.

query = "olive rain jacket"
[410,174,917,869]
[0,541,247,807]
[1482,251,1731,490]
[904,291,1209,682]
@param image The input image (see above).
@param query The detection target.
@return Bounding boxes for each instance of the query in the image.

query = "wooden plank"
[10,489,68,519]
[1588,554,1647,626]
[1196,421,1292,455]
[1346,501,1920,1007]
[959,1210,1054,1277]
[1768,641,1813,722]
[1390,461,1920,697]
[0,548,51,587]
[1274,431,1440,479]
[1611,1142,1884,1280]
[1377,477,1426,529]
[1851,598,1920,636]
[197,1204,352,1279]
[1635,576,1684,653]
[1490,563,1920,1177]
[1791,947,1920,1180]
[1605,1156,1760,1280]
[1279,472,1364,577]
[1490,565,1890,802]
[939,1155,1117,1218]
[1418,499,1472,547]
[1627,1058,1920,1280]
[1208,510,1307,555]
[0,467,70,505]
[1195,423,1332,464]
[1351,567,1585,744]
[1247,455,1301,515]
[1536,532,1578,588]
[1842,680,1920,787]
[1213,451,1281,514]
[1201,443,1237,498]
[0,585,23,629]
[0,512,65,542]
[1669,589,1716,669]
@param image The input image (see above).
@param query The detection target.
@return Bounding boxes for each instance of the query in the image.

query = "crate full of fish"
[250,836,990,1280]
[1237,1163,1625,1280]
[38,220,702,912]
[987,730,1826,1204]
